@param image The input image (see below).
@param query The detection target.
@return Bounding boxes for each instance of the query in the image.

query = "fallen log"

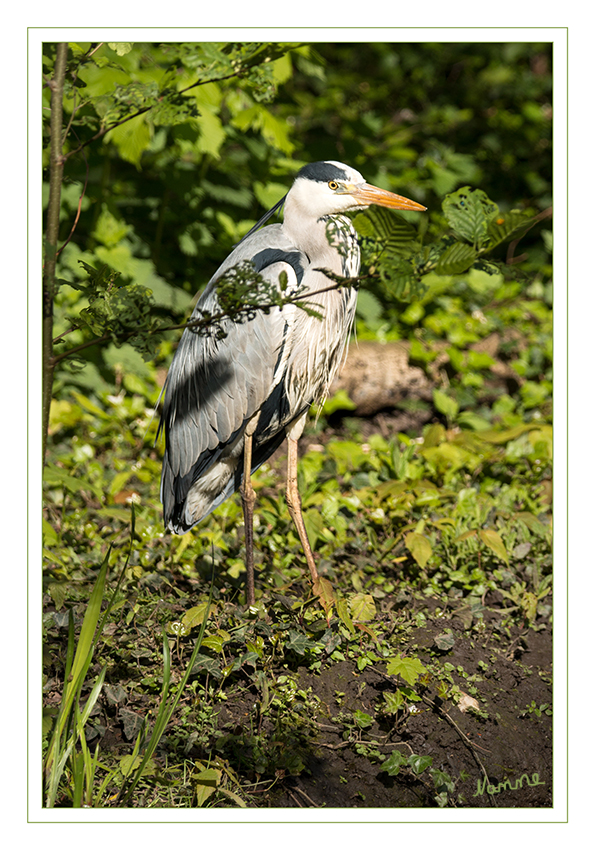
[331,334,522,418]
[331,340,433,416]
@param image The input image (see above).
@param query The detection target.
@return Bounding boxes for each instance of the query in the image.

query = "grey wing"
[159,225,306,532]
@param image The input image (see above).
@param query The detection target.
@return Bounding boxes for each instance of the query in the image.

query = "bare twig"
[56,141,89,258]
[51,333,111,366]
[288,790,303,808]
[294,786,320,807]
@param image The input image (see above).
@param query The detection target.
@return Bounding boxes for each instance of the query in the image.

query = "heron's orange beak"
[350,182,426,212]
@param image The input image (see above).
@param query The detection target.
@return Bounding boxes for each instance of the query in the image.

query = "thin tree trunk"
[42,42,68,462]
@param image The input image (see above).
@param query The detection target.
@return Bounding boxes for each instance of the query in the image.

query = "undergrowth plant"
[43,508,213,808]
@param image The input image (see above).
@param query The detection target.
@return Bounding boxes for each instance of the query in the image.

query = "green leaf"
[108,43,133,56]
[479,529,509,565]
[515,512,551,539]
[312,576,335,617]
[108,114,152,167]
[383,691,405,714]
[286,630,311,655]
[380,751,407,776]
[336,597,355,634]
[433,389,459,420]
[352,212,376,237]
[404,532,433,569]
[364,206,418,255]
[435,242,477,275]
[386,655,428,686]
[349,593,376,622]
[321,389,357,416]
[196,767,221,786]
[353,710,373,729]
[355,289,384,325]
[442,187,498,249]
[182,603,211,632]
[408,754,433,775]
[434,632,455,651]
[195,772,220,807]
[201,634,225,653]
[43,464,103,501]
[486,209,535,250]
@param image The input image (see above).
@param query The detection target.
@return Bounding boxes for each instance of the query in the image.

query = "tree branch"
[62,69,240,163]
[49,272,371,368]
[42,42,68,461]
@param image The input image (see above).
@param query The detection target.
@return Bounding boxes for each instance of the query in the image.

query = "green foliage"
[43,41,551,398]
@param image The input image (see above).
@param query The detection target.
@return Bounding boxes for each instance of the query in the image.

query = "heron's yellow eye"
[328,181,339,190]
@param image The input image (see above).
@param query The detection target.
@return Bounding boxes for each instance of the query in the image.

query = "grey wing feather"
[159,224,305,530]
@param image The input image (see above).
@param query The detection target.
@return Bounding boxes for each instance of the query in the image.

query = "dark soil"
[210,610,552,809]
[274,621,552,808]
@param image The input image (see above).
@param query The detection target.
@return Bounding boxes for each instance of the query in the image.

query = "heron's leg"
[286,436,319,584]
[241,417,259,606]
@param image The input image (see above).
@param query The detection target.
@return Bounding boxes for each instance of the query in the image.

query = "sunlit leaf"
[182,603,212,632]
[349,592,376,622]
[479,529,509,565]
[386,655,428,686]
[336,597,355,634]
[433,389,459,420]
[442,187,499,248]
[312,576,335,617]
[404,532,433,568]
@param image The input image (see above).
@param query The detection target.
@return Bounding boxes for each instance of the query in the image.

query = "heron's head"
[290,160,426,218]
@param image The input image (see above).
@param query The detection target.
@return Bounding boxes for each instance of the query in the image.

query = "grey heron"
[159,160,426,605]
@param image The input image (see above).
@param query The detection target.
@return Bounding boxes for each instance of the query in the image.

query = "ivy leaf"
[286,630,311,655]
[408,754,433,775]
[190,654,223,679]
[434,631,455,651]
[380,751,407,776]
[353,710,373,729]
